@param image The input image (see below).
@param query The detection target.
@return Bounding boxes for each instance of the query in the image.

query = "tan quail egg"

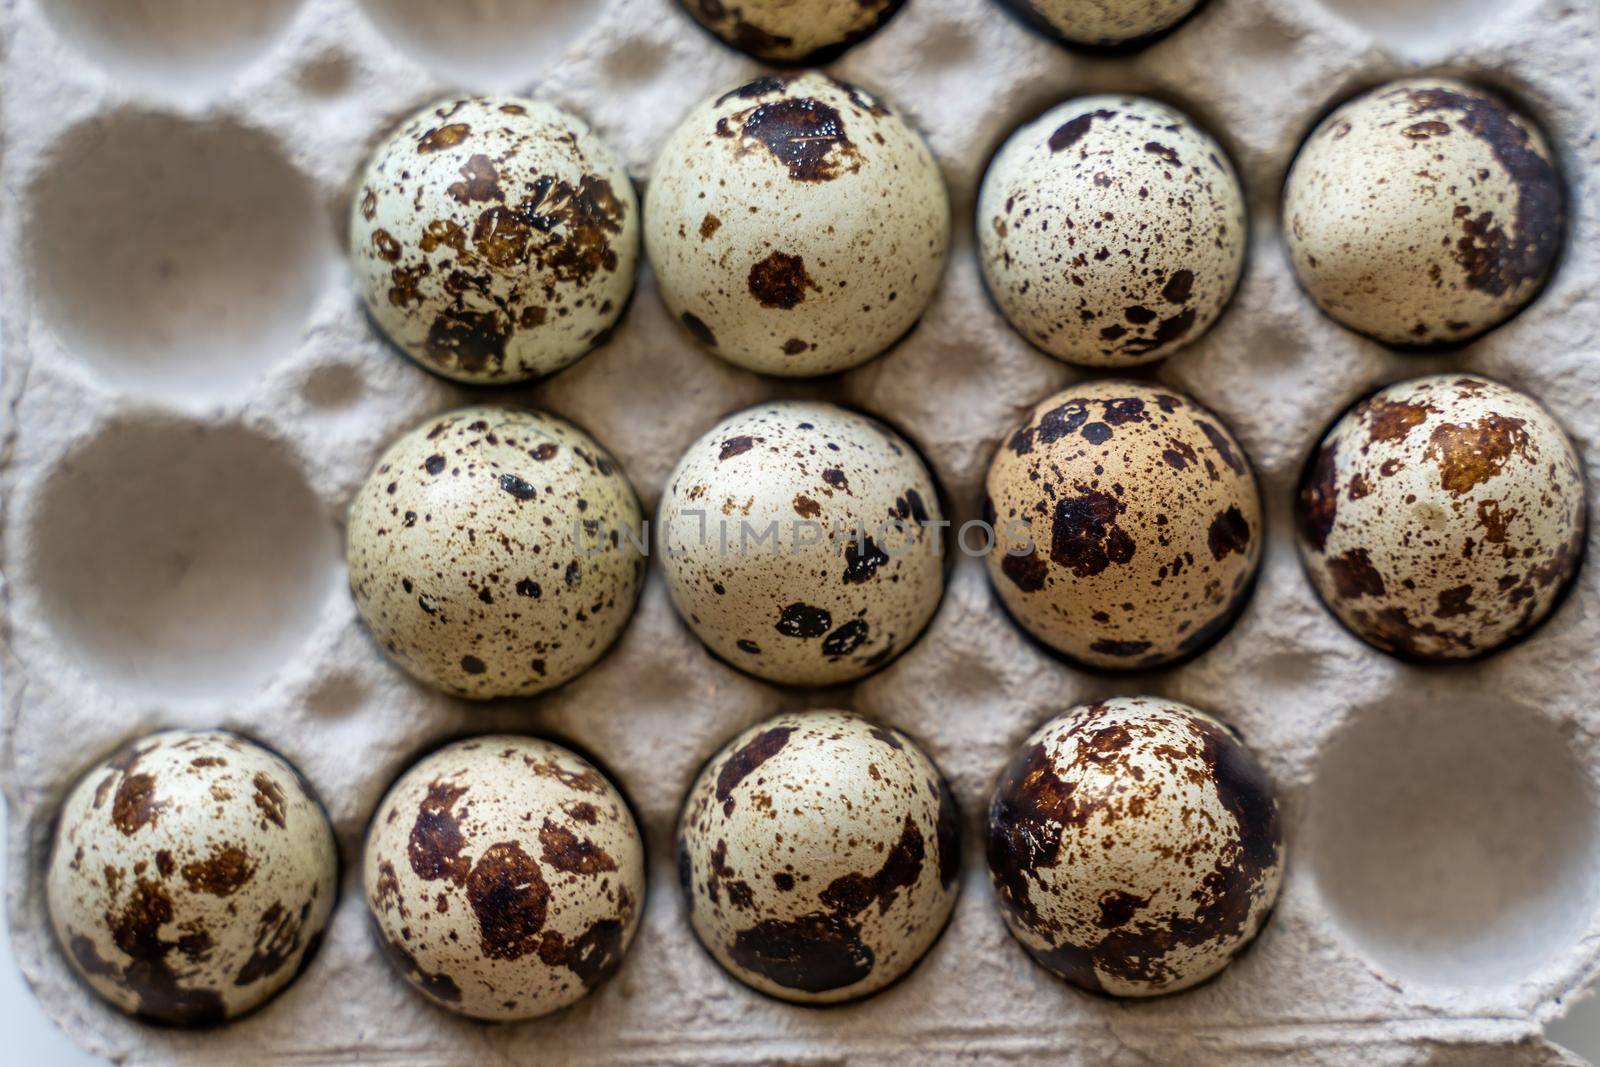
[364,736,646,1020]
[47,730,338,1025]
[1298,374,1585,660]
[978,95,1245,366]
[347,405,644,698]
[682,0,904,63]
[986,380,1262,668]
[658,401,945,685]
[645,72,949,376]
[988,697,1282,996]
[1283,78,1564,345]
[352,96,638,384]
[678,710,960,1003]
[999,0,1203,46]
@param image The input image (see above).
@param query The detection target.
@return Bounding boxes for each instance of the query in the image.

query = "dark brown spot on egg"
[748,251,815,309]
[379,936,461,1003]
[719,435,758,461]
[103,877,228,1024]
[252,774,287,829]
[466,841,551,960]
[409,780,470,884]
[1000,546,1049,592]
[716,726,796,815]
[776,602,832,638]
[1327,547,1386,600]
[821,618,870,658]
[234,901,306,986]
[1300,440,1340,552]
[1207,506,1250,562]
[1425,414,1531,493]
[728,913,874,993]
[180,844,256,898]
[538,818,617,875]
[111,773,161,836]
[1050,491,1135,578]
[1049,109,1116,153]
[740,97,859,182]
[417,124,470,153]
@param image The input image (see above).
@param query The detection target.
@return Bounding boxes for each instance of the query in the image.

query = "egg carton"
[2,0,1598,1063]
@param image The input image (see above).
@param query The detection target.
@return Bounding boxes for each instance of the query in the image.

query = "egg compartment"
[2,0,1598,1063]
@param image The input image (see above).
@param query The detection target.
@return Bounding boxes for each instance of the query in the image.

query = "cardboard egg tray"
[3,0,1598,1062]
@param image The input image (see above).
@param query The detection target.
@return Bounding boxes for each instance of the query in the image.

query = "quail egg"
[682,0,904,63]
[352,96,638,384]
[1000,0,1203,46]
[985,380,1261,668]
[659,401,945,685]
[678,710,960,1003]
[978,95,1245,367]
[348,405,644,698]
[987,697,1283,996]
[645,72,949,376]
[47,730,338,1025]
[364,736,646,1020]
[1283,78,1564,345]
[1298,374,1585,660]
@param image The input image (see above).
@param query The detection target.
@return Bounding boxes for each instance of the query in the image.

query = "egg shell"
[680,0,904,63]
[986,697,1283,997]
[1297,374,1586,661]
[984,380,1262,669]
[1000,0,1203,46]
[1282,78,1564,346]
[347,405,644,699]
[677,710,960,1004]
[46,730,338,1026]
[363,736,646,1021]
[658,401,945,685]
[351,96,639,384]
[977,95,1245,367]
[644,72,949,376]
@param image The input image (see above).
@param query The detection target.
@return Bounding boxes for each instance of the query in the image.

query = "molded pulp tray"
[3,0,1600,1063]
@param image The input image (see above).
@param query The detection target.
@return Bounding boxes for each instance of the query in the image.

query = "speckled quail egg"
[645,72,949,376]
[347,405,644,698]
[352,96,638,384]
[978,95,1245,367]
[47,730,338,1025]
[986,380,1262,668]
[1283,78,1564,346]
[658,401,945,685]
[1298,374,1585,660]
[1000,0,1203,46]
[678,710,960,1003]
[682,0,904,63]
[364,736,645,1020]
[987,697,1283,997]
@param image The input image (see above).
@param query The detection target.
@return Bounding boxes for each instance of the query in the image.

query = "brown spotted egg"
[352,96,638,384]
[1298,374,1585,660]
[978,96,1245,367]
[347,405,644,698]
[682,0,904,63]
[645,72,949,376]
[658,402,945,685]
[677,710,960,1003]
[363,737,645,1020]
[46,730,338,1025]
[985,380,1262,668]
[1000,0,1203,46]
[1283,78,1564,346]
[987,697,1283,997]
